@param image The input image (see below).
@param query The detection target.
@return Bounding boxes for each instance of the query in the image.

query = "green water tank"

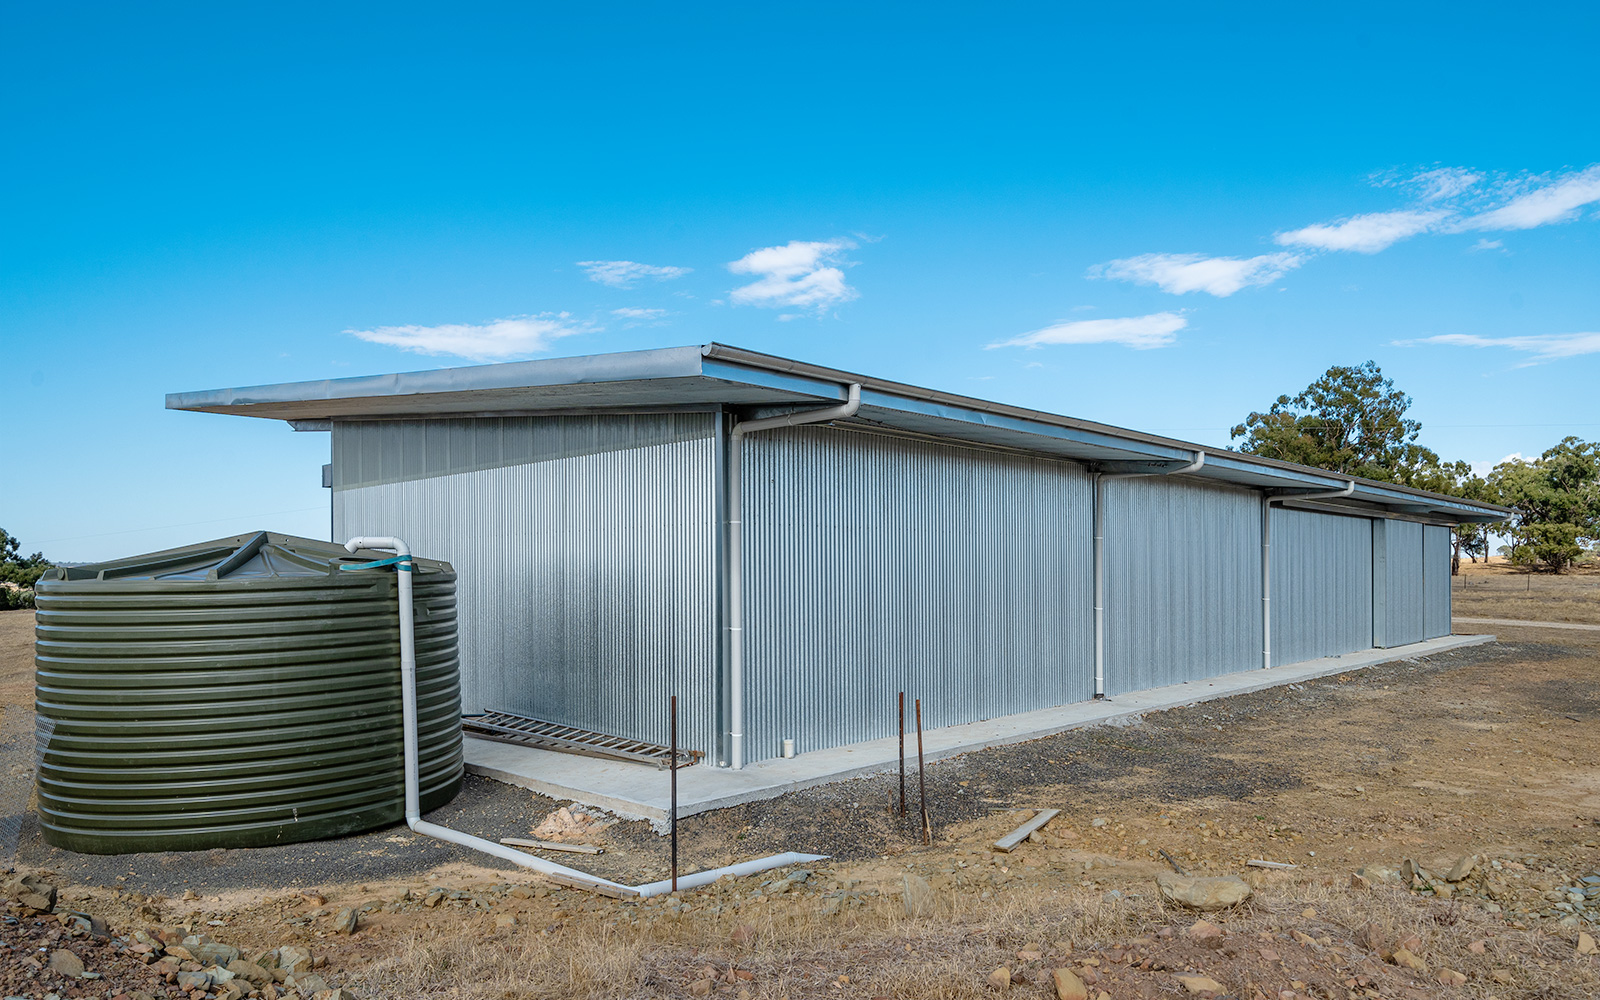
[33,531,463,854]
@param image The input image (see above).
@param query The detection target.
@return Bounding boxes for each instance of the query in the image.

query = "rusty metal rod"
[670,694,678,893]
[916,698,930,846]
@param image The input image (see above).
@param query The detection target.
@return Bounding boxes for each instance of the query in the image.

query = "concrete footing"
[465,633,1494,824]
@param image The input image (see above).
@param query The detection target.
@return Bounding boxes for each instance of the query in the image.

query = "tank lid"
[41,532,451,583]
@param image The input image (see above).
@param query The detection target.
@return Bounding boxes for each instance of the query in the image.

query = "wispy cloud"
[1397,331,1600,365]
[989,312,1187,350]
[1276,209,1446,254]
[577,260,692,287]
[1469,238,1504,252]
[727,239,858,311]
[1088,253,1301,297]
[1388,166,1483,202]
[1457,165,1600,231]
[347,313,588,361]
[610,307,670,327]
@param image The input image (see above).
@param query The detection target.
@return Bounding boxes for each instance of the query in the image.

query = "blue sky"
[4,2,1597,561]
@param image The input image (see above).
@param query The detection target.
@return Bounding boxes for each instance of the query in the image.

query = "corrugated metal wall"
[1423,524,1452,638]
[740,427,1094,763]
[1102,477,1262,694]
[333,415,719,753]
[1269,507,1373,665]
[1373,518,1425,648]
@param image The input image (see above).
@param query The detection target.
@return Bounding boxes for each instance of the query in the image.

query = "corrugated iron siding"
[1423,524,1452,638]
[1373,518,1425,647]
[1103,477,1262,694]
[333,415,718,754]
[1270,508,1373,665]
[740,427,1094,763]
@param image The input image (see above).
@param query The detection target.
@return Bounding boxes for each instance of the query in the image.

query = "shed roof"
[168,342,1509,524]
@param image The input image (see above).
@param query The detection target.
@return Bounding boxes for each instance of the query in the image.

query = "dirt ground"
[4,570,1600,999]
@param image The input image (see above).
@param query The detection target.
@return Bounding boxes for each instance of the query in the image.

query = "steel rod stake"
[915,698,930,846]
[670,694,679,893]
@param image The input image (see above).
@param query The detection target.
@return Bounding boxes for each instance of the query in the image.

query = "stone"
[493,915,517,930]
[1436,968,1467,987]
[290,973,330,995]
[687,979,713,996]
[1290,930,1315,946]
[1090,817,1108,828]
[987,966,1011,989]
[1051,967,1088,1000]
[48,949,86,978]
[330,907,358,935]
[1490,969,1512,985]
[901,873,936,918]
[423,890,445,908]
[1187,919,1224,946]
[194,942,240,966]
[175,971,214,991]
[731,924,757,947]
[1446,855,1478,882]
[277,946,313,974]
[163,945,197,962]
[1578,932,1597,956]
[227,960,271,987]
[1390,948,1427,972]
[312,990,354,1000]
[1175,975,1225,994]
[1349,873,1370,890]
[1468,939,1488,954]
[1155,873,1253,911]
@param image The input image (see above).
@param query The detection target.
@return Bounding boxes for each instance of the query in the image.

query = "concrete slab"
[465,633,1494,824]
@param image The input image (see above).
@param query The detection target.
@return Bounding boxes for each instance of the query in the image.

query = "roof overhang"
[168,342,1511,525]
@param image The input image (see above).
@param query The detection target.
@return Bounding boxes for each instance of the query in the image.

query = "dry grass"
[350,873,1600,999]
[1453,559,1600,625]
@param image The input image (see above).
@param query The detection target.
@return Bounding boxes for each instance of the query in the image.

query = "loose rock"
[1175,974,1225,994]
[987,966,1011,989]
[48,949,86,978]
[1051,967,1088,1000]
[1155,873,1253,910]
[901,872,936,918]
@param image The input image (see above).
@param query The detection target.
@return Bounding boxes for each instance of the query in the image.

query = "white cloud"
[1276,210,1446,254]
[347,313,588,361]
[988,312,1188,350]
[1469,238,1504,252]
[1458,165,1600,231]
[1395,166,1483,202]
[611,307,667,319]
[1088,252,1302,296]
[1398,331,1600,365]
[727,239,858,311]
[577,260,692,287]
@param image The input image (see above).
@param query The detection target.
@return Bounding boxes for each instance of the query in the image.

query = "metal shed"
[170,344,1508,768]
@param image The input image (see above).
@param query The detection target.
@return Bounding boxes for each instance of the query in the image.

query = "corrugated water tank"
[32,531,463,854]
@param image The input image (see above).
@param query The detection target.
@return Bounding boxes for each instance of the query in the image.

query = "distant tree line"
[1,528,50,610]
[1232,362,1599,573]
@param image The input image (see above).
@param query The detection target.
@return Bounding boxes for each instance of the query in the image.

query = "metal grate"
[462,710,702,769]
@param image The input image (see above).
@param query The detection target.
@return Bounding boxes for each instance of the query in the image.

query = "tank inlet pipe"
[723,383,862,769]
[1259,479,1355,669]
[1092,451,1205,699]
[343,536,826,897]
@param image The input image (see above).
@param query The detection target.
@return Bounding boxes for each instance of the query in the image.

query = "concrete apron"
[463,634,1495,826]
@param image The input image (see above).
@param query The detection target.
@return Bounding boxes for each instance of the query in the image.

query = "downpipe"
[724,384,862,769]
[1092,451,1205,698]
[344,536,825,898]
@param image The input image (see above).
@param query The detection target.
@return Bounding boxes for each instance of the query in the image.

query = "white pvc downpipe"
[1259,479,1355,670]
[1092,451,1205,698]
[344,536,825,898]
[724,384,862,769]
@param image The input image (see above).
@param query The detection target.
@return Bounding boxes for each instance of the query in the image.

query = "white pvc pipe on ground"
[345,536,825,899]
